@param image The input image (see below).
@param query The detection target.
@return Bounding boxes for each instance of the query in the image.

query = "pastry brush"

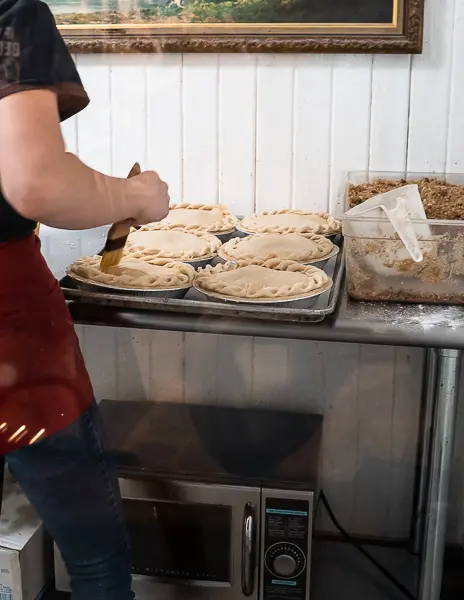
[100,162,141,273]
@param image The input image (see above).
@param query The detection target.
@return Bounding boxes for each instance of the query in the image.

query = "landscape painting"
[48,0,424,54]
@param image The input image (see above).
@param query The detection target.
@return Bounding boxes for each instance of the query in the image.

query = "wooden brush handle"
[128,162,141,179]
[115,162,141,232]
[108,162,141,235]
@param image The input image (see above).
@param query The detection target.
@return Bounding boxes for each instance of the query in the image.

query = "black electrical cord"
[319,490,416,600]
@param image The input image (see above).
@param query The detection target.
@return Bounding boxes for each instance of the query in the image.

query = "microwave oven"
[55,400,322,600]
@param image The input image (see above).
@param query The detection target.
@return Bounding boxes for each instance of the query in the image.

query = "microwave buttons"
[265,542,306,579]
[273,554,296,577]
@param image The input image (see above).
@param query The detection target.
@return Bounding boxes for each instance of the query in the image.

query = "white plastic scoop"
[346,184,429,263]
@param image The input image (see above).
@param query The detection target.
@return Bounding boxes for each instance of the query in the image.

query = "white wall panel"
[83,327,118,401]
[390,348,424,538]
[79,328,424,539]
[251,338,289,408]
[146,55,183,202]
[317,342,361,531]
[446,0,464,172]
[286,340,325,414]
[369,55,411,173]
[329,55,373,213]
[407,0,456,173]
[184,333,220,405]
[216,336,254,408]
[292,55,333,212]
[354,345,396,537]
[182,55,219,203]
[150,331,185,404]
[115,329,152,401]
[42,0,464,541]
[75,55,112,174]
[109,55,148,176]
[255,55,295,211]
[218,55,257,216]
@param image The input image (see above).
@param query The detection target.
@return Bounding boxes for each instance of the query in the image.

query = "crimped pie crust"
[68,255,196,289]
[143,204,238,234]
[126,228,222,261]
[239,210,342,236]
[195,259,331,301]
[218,233,335,263]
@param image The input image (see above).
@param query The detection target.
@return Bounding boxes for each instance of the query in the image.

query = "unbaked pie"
[126,228,222,261]
[218,233,336,264]
[144,203,238,234]
[239,210,341,236]
[68,255,196,290]
[194,259,332,302]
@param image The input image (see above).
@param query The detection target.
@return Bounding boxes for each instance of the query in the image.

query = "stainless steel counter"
[68,288,464,349]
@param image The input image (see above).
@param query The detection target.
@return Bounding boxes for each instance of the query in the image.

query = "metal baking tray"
[61,237,345,323]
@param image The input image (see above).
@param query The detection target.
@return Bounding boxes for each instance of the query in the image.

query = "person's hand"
[128,170,170,225]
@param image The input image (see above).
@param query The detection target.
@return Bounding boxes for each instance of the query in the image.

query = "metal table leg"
[418,348,462,600]
[411,348,437,554]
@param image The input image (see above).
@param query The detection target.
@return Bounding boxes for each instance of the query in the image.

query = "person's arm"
[0,89,169,229]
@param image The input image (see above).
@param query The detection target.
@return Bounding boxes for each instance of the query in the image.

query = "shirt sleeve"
[0,0,89,121]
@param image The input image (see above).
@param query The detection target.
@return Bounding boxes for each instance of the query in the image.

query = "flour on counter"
[348,300,464,332]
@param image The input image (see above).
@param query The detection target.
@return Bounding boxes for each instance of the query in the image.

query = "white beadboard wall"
[40,0,464,540]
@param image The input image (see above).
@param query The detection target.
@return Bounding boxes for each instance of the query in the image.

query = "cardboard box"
[0,472,51,600]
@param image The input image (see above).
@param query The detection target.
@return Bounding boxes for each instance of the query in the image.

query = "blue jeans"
[6,400,134,600]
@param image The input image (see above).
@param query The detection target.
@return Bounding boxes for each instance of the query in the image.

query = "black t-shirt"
[0,0,89,243]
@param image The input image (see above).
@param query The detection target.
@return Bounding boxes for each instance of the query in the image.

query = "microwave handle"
[241,502,256,597]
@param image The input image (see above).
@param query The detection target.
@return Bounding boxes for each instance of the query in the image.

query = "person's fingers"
[118,218,138,227]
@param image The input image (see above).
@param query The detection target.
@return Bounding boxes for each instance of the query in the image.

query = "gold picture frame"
[54,0,424,54]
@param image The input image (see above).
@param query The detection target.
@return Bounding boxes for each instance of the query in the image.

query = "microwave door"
[119,478,261,600]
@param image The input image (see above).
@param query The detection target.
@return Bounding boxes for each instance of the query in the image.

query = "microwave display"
[124,498,232,583]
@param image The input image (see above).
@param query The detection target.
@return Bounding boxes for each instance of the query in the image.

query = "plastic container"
[342,172,464,304]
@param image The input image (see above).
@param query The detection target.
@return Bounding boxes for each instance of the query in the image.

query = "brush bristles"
[100,221,132,272]
[101,234,128,253]
[100,248,125,272]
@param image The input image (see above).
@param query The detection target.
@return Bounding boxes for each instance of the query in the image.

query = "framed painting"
[50,0,424,54]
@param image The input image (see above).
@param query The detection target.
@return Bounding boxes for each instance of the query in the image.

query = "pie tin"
[65,269,191,299]
[216,244,340,268]
[193,279,333,310]
[183,256,216,270]
[214,228,237,243]
[236,223,340,240]
[303,245,340,268]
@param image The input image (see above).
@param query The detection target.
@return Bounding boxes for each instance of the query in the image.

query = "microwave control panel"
[262,496,311,600]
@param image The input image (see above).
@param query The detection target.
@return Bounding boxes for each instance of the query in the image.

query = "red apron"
[0,234,93,454]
